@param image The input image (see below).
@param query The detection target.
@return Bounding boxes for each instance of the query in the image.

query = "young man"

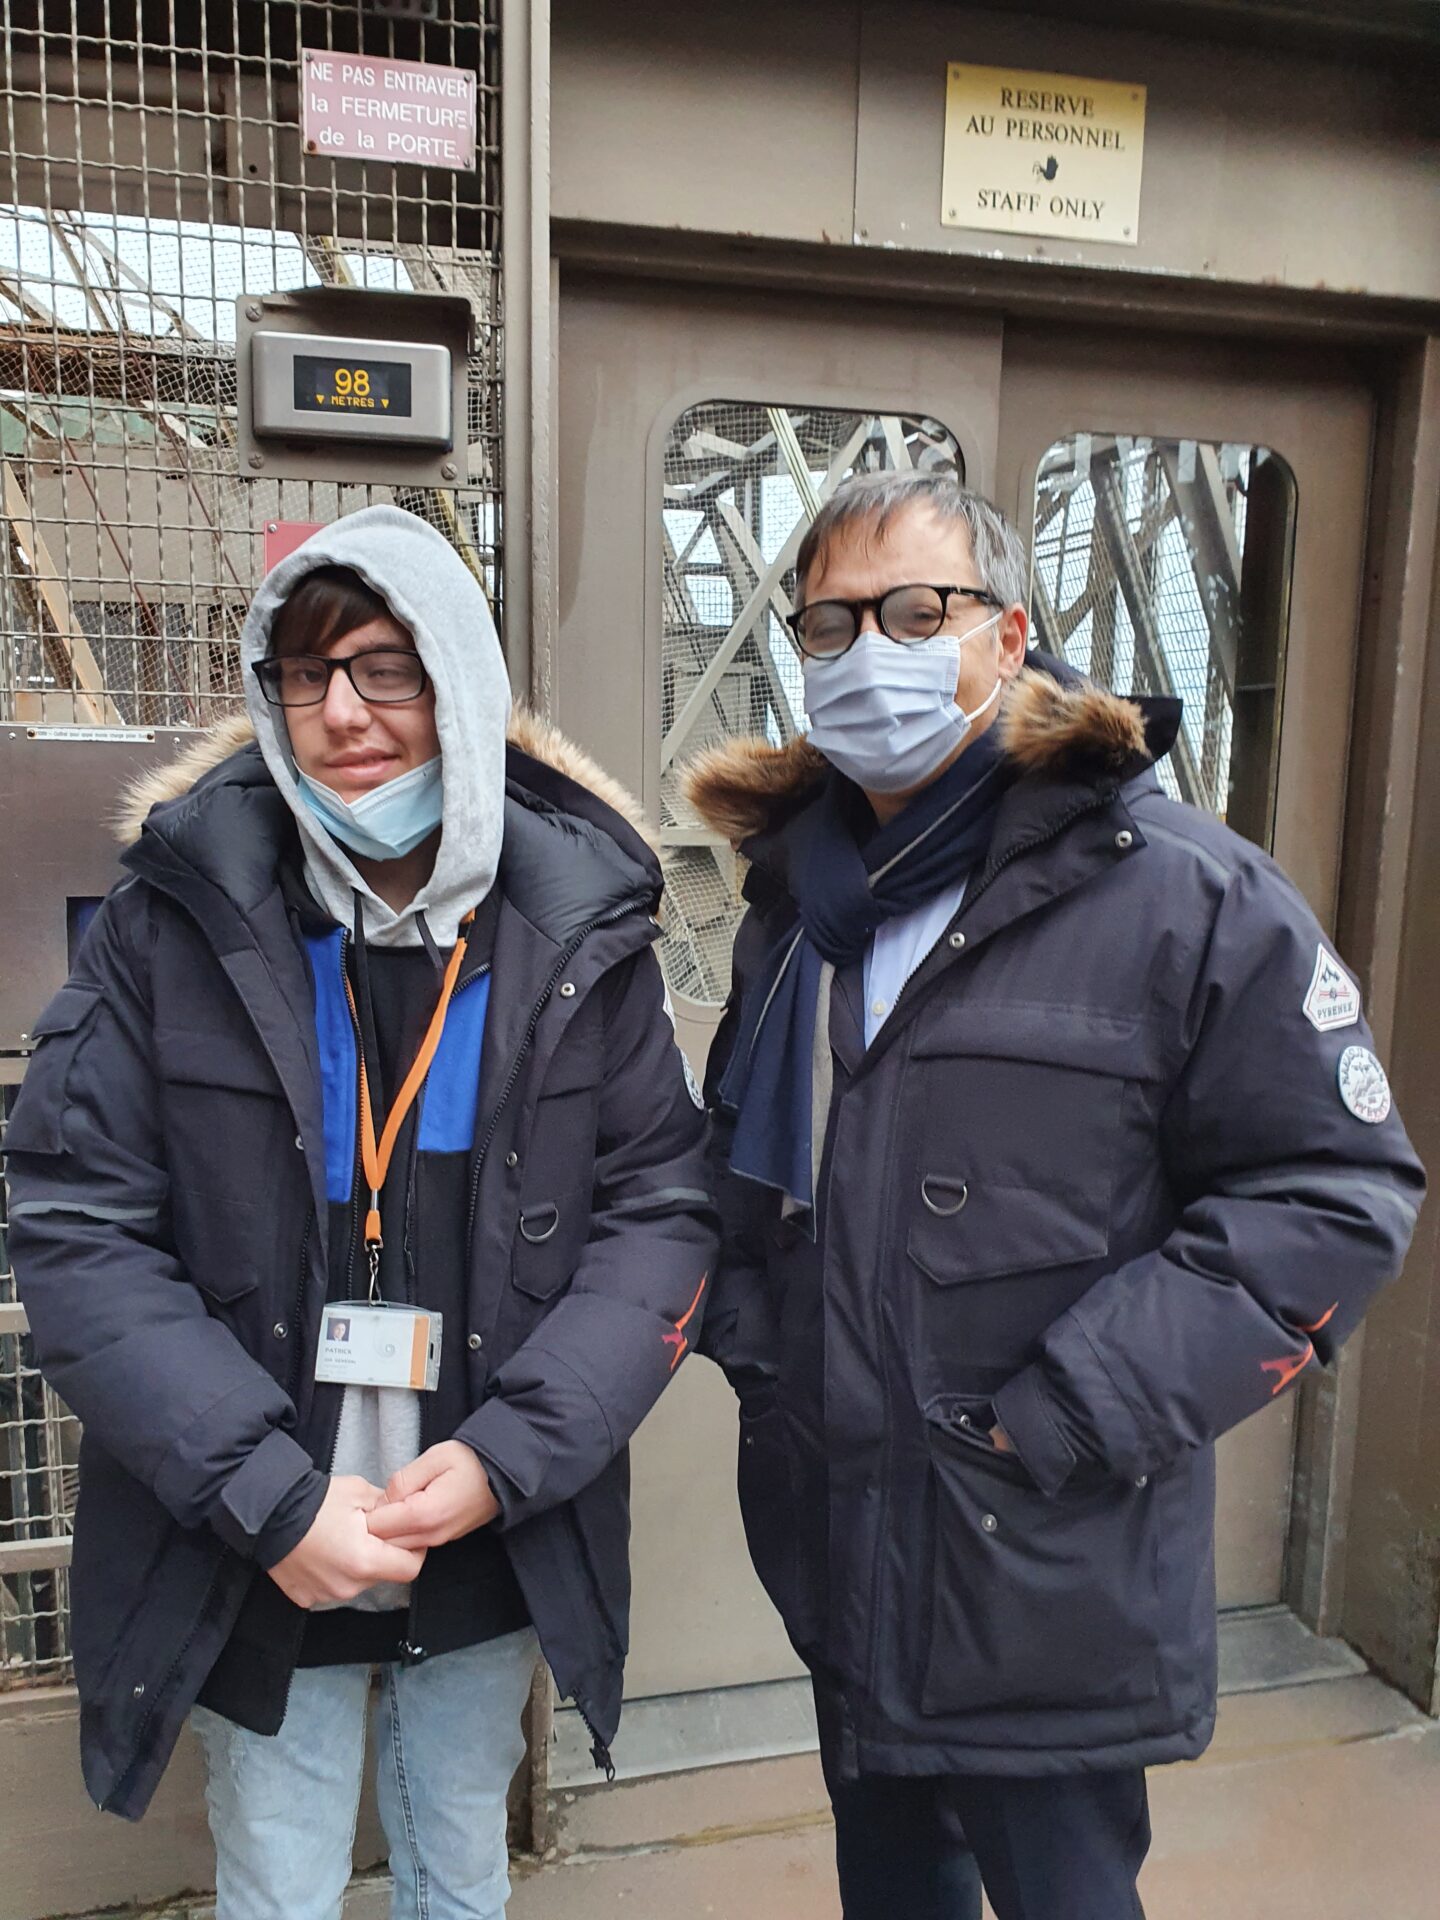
[689,470,1423,1920]
[6,507,714,1917]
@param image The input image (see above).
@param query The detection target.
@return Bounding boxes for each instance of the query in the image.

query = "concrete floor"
[486,1672,1439,1920]
[128,1665,1437,1920]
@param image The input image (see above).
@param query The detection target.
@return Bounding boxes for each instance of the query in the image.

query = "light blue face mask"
[801,614,1004,793]
[296,755,443,861]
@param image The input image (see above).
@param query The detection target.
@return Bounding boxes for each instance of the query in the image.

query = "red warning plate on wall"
[263,520,325,574]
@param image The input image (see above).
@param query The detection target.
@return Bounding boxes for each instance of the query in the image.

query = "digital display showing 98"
[293,355,414,418]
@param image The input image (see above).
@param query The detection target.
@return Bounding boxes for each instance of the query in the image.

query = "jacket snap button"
[958,1414,972,1429]
[468,1333,483,1352]
[505,1151,519,1168]
[981,1513,998,1534]
[1115,830,1134,850]
[1136,1475,1149,1489]
[273,1322,287,1339]
[132,1682,145,1698]
[294,1135,304,1151]
[558,981,577,998]
[949,931,966,951]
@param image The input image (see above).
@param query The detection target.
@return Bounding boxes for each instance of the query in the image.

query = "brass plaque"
[941,63,1146,247]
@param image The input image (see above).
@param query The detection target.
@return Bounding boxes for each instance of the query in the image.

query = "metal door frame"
[541,230,1440,1733]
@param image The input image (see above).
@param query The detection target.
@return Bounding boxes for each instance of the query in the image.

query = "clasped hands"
[268,1441,499,1610]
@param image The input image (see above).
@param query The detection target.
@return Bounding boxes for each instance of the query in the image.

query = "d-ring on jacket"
[5,706,716,1820]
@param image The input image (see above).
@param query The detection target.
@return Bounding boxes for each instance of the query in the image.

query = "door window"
[1031,435,1297,845]
[660,402,963,1005]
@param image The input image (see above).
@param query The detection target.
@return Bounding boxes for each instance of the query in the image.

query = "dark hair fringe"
[269,566,403,658]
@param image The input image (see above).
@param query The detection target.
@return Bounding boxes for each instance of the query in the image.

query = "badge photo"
[1337,1045,1392,1125]
[315,1303,442,1390]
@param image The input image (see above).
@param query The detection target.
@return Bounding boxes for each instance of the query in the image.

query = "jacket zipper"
[961,786,1116,918]
[464,898,644,1255]
[443,898,644,1712]
[400,962,494,1664]
[848,787,1116,1086]
[577,1696,617,1782]
[338,931,365,1288]
[285,1206,315,1401]
[855,784,1116,1722]
[407,963,492,1309]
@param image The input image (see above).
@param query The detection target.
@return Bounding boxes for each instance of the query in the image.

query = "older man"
[688,471,1423,1920]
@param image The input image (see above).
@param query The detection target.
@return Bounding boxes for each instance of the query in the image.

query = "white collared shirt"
[862,876,969,1048]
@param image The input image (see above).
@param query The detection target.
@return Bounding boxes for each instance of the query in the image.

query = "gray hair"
[794,469,1028,610]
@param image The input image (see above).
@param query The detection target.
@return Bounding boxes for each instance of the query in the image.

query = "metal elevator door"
[555,274,1374,1752]
[995,322,1373,1610]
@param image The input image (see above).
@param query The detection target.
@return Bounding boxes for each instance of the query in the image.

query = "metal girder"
[1159,441,1242,696]
[714,496,802,735]
[660,415,870,771]
[1091,455,1205,804]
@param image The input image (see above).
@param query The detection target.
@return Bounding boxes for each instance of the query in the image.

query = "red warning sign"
[300,50,477,171]
[263,521,325,575]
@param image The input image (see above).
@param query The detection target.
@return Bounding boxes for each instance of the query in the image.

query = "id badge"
[314,1303,442,1391]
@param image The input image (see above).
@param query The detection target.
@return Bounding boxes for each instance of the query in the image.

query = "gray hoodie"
[240,504,511,949]
[240,505,511,1602]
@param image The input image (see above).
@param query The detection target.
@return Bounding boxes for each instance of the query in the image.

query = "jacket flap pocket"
[6,985,104,1155]
[908,1177,1109,1286]
[29,983,103,1040]
[512,1185,589,1300]
[156,1027,282,1095]
[536,1023,604,1098]
[909,1002,1158,1079]
[191,1257,259,1305]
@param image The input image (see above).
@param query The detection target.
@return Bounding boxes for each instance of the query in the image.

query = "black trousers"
[814,1682,1151,1920]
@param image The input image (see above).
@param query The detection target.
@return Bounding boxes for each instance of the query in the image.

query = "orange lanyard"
[343,910,475,1297]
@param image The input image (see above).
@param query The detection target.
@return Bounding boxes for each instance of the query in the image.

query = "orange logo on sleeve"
[1260,1302,1339,1398]
[662,1272,708,1372]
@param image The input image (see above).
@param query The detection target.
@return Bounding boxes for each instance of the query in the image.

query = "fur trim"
[504,705,658,854]
[113,706,657,853]
[682,667,1152,845]
[113,713,255,843]
[998,670,1149,780]
[683,735,829,847]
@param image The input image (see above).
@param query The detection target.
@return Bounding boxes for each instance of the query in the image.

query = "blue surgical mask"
[296,755,443,861]
[801,615,1004,793]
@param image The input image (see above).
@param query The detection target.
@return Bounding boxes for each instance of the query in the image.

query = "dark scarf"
[718,725,1013,1226]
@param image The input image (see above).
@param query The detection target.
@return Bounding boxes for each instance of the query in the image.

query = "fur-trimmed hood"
[683,663,1177,847]
[116,706,657,856]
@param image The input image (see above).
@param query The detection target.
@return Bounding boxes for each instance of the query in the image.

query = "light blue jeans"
[192,1628,538,1920]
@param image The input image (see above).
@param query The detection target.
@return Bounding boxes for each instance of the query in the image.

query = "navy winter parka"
[688,664,1424,1781]
[5,714,716,1819]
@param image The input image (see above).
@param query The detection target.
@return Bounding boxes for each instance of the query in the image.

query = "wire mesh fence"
[0,1087,81,1689]
[659,401,962,1006]
[0,0,504,1691]
[1031,434,1293,827]
[0,0,502,729]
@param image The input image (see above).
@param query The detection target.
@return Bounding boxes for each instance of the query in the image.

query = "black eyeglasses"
[785,583,1004,660]
[252,649,430,708]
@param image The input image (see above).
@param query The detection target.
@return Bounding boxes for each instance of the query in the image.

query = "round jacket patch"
[1337,1046,1391,1125]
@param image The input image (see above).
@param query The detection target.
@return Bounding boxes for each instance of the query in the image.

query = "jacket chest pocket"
[905,1001,1146,1185]
[901,1006,1145,1377]
[155,1027,295,1307]
[510,1019,605,1308]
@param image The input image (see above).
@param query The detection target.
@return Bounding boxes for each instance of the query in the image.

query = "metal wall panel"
[0,0,503,730]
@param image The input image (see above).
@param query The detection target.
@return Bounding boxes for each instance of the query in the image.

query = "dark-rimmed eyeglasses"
[784,583,1004,660]
[252,649,430,708]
